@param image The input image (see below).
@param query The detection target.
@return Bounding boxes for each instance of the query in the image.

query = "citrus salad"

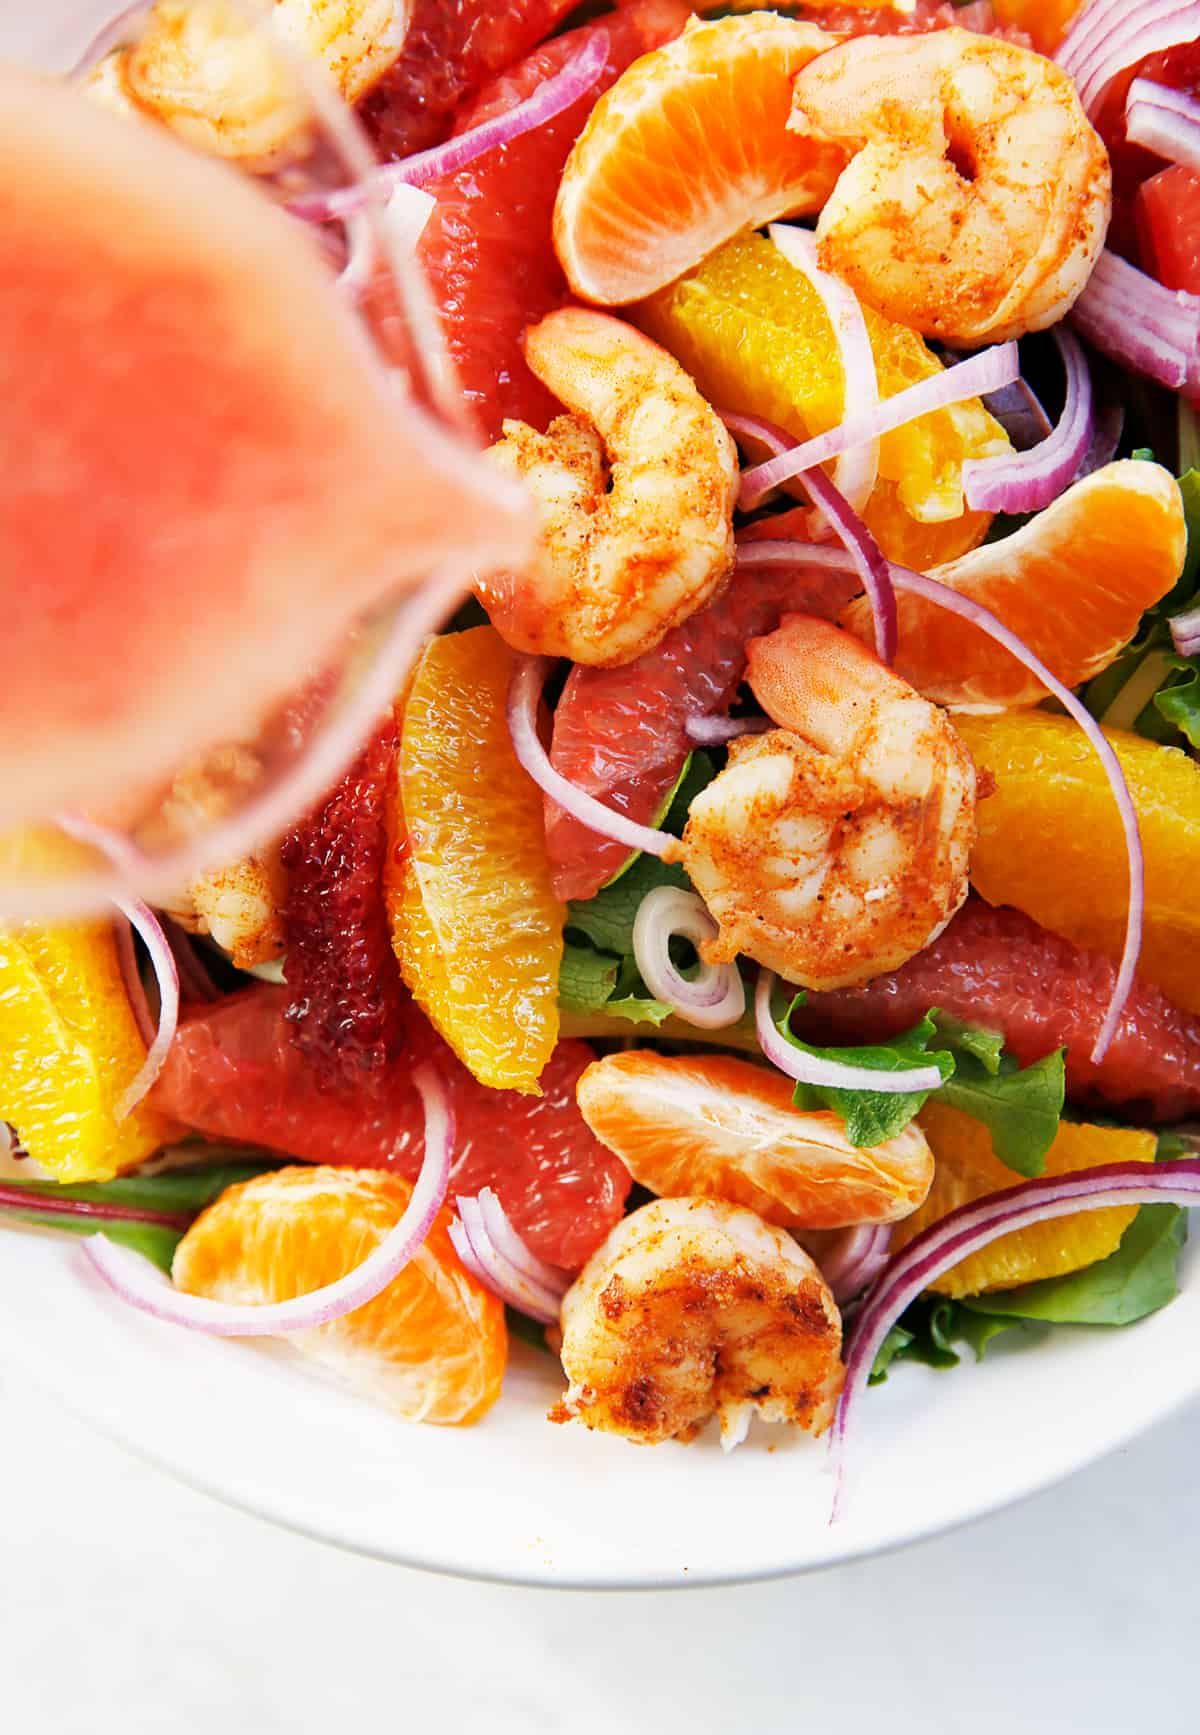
[5,0,1200,1479]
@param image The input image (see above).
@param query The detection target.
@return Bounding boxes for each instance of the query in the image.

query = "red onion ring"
[67,1,151,78]
[449,1191,567,1325]
[963,331,1094,514]
[721,415,898,664]
[833,1157,1200,1515]
[801,1224,893,1306]
[1070,249,1200,391]
[507,656,681,863]
[1170,603,1200,656]
[755,970,947,1095]
[114,914,157,1047]
[162,919,222,1004]
[981,378,1053,451]
[684,714,772,746]
[736,541,1145,1065]
[737,344,1020,510]
[1126,76,1200,172]
[1,1124,29,1165]
[85,1063,452,1334]
[57,816,180,1121]
[632,887,747,1030]
[767,224,880,513]
[1068,0,1200,120]
[294,30,610,223]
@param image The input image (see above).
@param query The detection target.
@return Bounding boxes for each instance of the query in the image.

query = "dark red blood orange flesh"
[152,988,629,1268]
[791,898,1200,1124]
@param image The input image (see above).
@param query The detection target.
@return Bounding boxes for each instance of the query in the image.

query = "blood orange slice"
[152,988,629,1268]
[546,561,858,903]
[417,0,692,440]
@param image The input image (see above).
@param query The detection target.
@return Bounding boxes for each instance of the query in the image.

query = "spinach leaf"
[936,1033,1065,1179]
[558,944,619,1015]
[1154,657,1200,749]
[783,1000,955,1147]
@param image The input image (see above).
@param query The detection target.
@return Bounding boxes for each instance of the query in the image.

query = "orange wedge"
[173,1166,507,1425]
[387,626,564,1093]
[842,462,1186,710]
[575,1050,934,1228]
[553,13,847,305]
[992,0,1081,53]
[895,1104,1155,1298]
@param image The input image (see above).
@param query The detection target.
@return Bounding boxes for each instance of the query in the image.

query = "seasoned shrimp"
[551,1196,843,1447]
[482,309,739,667]
[140,745,288,968]
[681,615,976,989]
[87,0,410,168]
[787,26,1111,343]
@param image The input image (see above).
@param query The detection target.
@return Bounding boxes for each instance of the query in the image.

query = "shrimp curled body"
[788,27,1111,344]
[483,309,739,668]
[681,615,976,990]
[87,0,410,167]
[551,1196,844,1447]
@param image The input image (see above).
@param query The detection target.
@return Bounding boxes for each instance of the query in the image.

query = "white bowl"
[2,1218,1196,1586]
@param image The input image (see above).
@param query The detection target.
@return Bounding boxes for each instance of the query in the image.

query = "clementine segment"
[554,14,847,306]
[954,711,1200,1016]
[896,1105,1156,1298]
[173,1166,506,1425]
[576,1050,934,1229]
[842,462,1187,710]
[388,627,564,1093]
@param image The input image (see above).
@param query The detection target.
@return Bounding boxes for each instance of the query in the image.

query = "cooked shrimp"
[87,0,410,168]
[681,615,976,989]
[550,1196,843,1447]
[787,26,1111,343]
[140,745,288,969]
[482,308,739,667]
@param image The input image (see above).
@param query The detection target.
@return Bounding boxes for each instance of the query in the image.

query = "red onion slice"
[735,541,1145,1064]
[1126,76,1200,172]
[295,30,610,223]
[834,1158,1200,1513]
[162,919,222,1004]
[738,344,1019,510]
[507,656,681,862]
[981,378,1053,451]
[449,1192,567,1325]
[1070,249,1200,391]
[56,816,179,1121]
[114,914,156,1048]
[684,715,772,746]
[755,970,947,1095]
[68,1,151,78]
[767,224,880,513]
[1070,0,1200,120]
[1170,604,1200,657]
[801,1225,893,1306]
[632,887,747,1030]
[962,331,1094,514]
[721,415,898,664]
[85,1063,452,1334]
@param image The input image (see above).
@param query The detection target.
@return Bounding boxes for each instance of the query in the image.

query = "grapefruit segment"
[554,14,847,307]
[417,0,693,441]
[790,897,1200,1124]
[174,1165,507,1424]
[151,987,629,1268]
[0,69,524,834]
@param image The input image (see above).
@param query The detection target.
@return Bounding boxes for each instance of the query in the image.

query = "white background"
[3,1369,1197,1733]
[4,7,1198,1729]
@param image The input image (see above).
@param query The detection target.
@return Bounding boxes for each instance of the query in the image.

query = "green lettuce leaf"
[937,1035,1065,1179]
[558,944,619,1015]
[783,999,955,1147]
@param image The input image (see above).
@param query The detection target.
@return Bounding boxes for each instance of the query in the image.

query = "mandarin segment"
[576,1050,934,1228]
[173,1166,507,1425]
[844,462,1187,710]
[388,627,564,1093]
[896,1105,1156,1297]
[554,14,847,305]
[954,712,1200,1016]
[635,229,1007,565]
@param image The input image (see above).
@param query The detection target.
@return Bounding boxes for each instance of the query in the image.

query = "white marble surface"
[2,1367,1197,1734]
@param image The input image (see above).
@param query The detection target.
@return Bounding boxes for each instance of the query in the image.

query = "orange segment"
[575,1050,934,1229]
[387,626,564,1093]
[992,0,1081,53]
[954,711,1200,1016]
[896,1104,1156,1297]
[0,829,173,1182]
[553,14,847,305]
[636,228,1008,567]
[843,461,1187,709]
[173,1166,506,1425]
